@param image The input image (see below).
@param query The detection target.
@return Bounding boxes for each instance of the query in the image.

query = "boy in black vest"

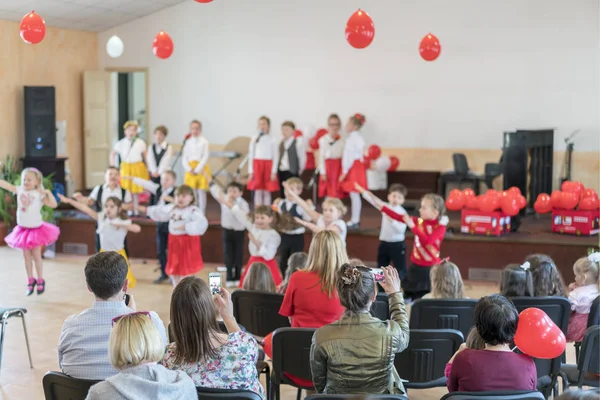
[277,121,306,198]
[146,125,173,205]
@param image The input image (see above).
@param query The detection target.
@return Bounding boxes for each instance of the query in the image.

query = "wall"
[0,20,98,189]
[98,0,600,190]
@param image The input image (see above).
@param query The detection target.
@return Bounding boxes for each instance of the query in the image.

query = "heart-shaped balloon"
[462,188,476,199]
[578,196,599,211]
[446,193,465,211]
[388,156,400,171]
[479,194,498,213]
[508,186,522,196]
[516,195,527,209]
[550,190,563,209]
[465,196,479,210]
[514,308,566,359]
[560,191,579,210]
[581,188,598,201]
[534,193,552,214]
[500,195,520,216]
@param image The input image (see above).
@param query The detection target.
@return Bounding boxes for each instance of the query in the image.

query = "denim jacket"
[310,292,410,394]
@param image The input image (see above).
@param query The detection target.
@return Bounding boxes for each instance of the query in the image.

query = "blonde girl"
[242,262,276,293]
[424,259,467,299]
[566,253,600,342]
[182,120,211,213]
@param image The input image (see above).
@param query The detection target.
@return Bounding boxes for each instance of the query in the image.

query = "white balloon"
[303,124,316,139]
[106,35,124,58]
[375,156,391,172]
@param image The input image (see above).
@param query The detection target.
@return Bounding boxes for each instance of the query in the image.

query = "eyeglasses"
[328,123,341,127]
[112,311,151,327]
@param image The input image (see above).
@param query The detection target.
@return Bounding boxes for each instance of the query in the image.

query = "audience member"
[161,276,265,399]
[58,252,167,380]
[277,251,307,294]
[242,262,276,293]
[555,389,600,400]
[526,253,567,297]
[445,326,485,378]
[447,294,537,392]
[500,262,534,297]
[566,253,600,342]
[86,313,196,400]
[423,260,467,299]
[311,265,409,394]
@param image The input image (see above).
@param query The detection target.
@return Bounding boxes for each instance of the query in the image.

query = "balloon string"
[511,346,519,353]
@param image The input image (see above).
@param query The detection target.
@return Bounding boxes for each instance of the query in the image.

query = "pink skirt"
[5,223,60,250]
[566,312,589,342]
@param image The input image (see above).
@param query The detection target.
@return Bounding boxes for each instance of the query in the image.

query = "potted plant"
[0,156,20,245]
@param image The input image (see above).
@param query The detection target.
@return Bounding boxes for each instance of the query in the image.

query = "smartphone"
[124,293,131,306]
[371,268,385,282]
[209,272,222,296]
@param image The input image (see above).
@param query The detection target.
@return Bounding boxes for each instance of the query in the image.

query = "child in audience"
[566,253,600,342]
[282,180,348,244]
[311,265,409,395]
[447,294,537,392]
[525,253,567,297]
[356,183,408,279]
[0,168,59,296]
[182,120,211,213]
[248,116,279,206]
[209,180,249,284]
[146,125,173,204]
[499,262,534,297]
[318,113,345,199]
[59,194,140,287]
[110,120,148,215]
[423,259,467,299]
[277,121,306,197]
[277,251,308,294]
[445,327,485,378]
[225,201,282,287]
[242,262,276,293]
[339,113,367,229]
[122,171,177,284]
[140,185,208,286]
[377,193,448,300]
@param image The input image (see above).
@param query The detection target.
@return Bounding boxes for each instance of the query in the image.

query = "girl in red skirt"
[247,116,279,207]
[318,113,346,199]
[339,113,367,229]
[566,253,599,342]
[142,185,208,287]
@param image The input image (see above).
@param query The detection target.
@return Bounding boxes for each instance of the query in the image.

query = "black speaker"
[24,86,56,158]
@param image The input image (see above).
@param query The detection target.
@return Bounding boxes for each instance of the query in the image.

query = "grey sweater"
[85,363,197,400]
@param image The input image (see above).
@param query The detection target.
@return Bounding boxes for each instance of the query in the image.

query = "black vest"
[94,186,127,211]
[155,186,175,206]
[280,201,301,219]
[152,144,167,166]
[279,139,300,175]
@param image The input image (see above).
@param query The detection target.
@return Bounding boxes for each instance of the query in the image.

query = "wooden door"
[83,71,111,188]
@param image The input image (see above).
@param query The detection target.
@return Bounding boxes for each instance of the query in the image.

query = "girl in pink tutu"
[566,253,599,342]
[0,168,59,295]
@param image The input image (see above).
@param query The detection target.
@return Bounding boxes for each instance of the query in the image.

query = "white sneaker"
[216,266,227,272]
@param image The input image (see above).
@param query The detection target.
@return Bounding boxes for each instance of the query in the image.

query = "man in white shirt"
[277,121,306,198]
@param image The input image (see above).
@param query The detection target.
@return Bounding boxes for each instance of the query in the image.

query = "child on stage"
[141,185,208,287]
[355,183,408,280]
[59,194,140,288]
[339,113,367,229]
[110,120,149,216]
[182,120,211,213]
[277,121,306,198]
[248,116,279,206]
[1,168,59,295]
[146,125,173,205]
[318,113,345,199]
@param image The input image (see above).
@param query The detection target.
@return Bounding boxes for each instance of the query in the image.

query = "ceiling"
[0,0,188,32]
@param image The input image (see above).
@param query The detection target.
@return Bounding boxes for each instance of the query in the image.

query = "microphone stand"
[560,129,579,185]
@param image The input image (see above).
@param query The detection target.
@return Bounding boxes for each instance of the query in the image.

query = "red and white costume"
[318,134,345,198]
[340,130,366,194]
[247,133,279,192]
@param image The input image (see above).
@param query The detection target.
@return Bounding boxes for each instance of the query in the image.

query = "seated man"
[58,252,168,380]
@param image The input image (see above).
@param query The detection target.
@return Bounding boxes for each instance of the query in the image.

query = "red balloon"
[582,188,598,200]
[562,180,583,199]
[516,195,527,209]
[479,195,498,213]
[20,11,46,44]
[309,136,320,150]
[550,191,563,209]
[501,195,520,216]
[316,128,328,139]
[578,197,599,211]
[419,33,441,62]
[534,200,552,214]
[345,9,375,49]
[153,31,174,59]
[508,186,521,196]
[294,129,303,138]
[367,145,382,160]
[465,196,479,210]
[514,308,566,359]
[462,188,476,199]
[446,195,465,211]
[560,192,579,210]
[388,156,400,171]
[362,158,371,169]
[195,0,213,2]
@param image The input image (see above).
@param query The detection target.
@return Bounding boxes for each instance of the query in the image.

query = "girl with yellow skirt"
[110,120,149,216]
[57,194,141,288]
[182,119,211,214]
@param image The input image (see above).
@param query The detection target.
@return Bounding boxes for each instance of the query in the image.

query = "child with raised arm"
[1,168,59,295]
[59,194,140,288]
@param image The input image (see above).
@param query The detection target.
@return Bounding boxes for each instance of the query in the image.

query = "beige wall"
[0,20,98,189]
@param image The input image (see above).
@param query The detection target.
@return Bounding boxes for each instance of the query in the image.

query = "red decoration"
[366,145,382,160]
[533,193,552,214]
[316,128,328,139]
[388,156,400,171]
[560,192,579,210]
[462,188,476,199]
[294,129,303,138]
[508,186,521,196]
[153,31,174,59]
[446,189,465,211]
[516,195,527,209]
[500,195,520,217]
[345,9,375,49]
[550,190,563,209]
[419,33,441,62]
[514,308,566,359]
[578,196,599,211]
[479,194,498,213]
[305,152,316,170]
[20,11,46,44]
[582,188,598,201]
[194,0,213,2]
[465,196,479,210]
[562,180,584,200]
[309,136,320,150]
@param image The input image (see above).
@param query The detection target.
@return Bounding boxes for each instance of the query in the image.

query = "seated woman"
[447,294,537,392]
[310,265,410,395]
[161,277,265,399]
[86,313,197,400]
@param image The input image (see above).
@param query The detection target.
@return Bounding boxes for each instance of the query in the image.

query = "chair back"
[232,290,290,337]
[510,297,571,334]
[452,153,470,177]
[370,292,390,320]
[306,395,408,400]
[42,371,100,400]
[440,390,545,400]
[271,328,315,388]
[410,299,477,339]
[578,325,600,379]
[394,329,463,388]
[587,296,600,327]
[196,386,263,400]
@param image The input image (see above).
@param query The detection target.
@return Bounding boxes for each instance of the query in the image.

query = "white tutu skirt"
[5,223,60,250]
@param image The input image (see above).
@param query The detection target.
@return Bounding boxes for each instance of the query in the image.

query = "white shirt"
[209,184,250,231]
[248,134,278,174]
[89,184,133,207]
[96,212,131,251]
[231,204,281,260]
[182,136,210,173]
[362,194,407,242]
[316,216,347,245]
[569,284,599,314]
[113,137,146,164]
[341,130,365,174]
[318,134,345,174]
[146,142,173,175]
[279,137,307,173]
[277,199,311,235]
[15,187,44,228]
[147,204,208,236]
[132,178,175,206]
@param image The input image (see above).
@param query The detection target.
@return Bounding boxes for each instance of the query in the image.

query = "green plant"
[0,155,21,226]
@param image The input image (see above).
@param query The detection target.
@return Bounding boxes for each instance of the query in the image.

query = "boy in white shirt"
[146,125,173,205]
[277,121,306,198]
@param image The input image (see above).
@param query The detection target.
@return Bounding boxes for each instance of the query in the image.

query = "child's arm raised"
[123,176,159,195]
[0,179,17,194]
[143,204,171,222]
[410,217,447,245]
[282,181,320,222]
[41,188,58,209]
[355,183,384,210]
[208,179,227,206]
[58,194,98,220]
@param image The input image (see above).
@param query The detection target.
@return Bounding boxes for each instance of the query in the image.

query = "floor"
[0,248,576,400]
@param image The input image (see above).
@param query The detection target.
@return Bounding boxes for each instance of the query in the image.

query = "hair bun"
[341,265,361,286]
[354,113,366,124]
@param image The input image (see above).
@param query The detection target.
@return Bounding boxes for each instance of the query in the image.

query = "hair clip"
[441,257,451,263]
[588,252,600,264]
[520,261,531,271]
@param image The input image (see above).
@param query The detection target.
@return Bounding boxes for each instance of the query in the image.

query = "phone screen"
[209,273,222,296]
[371,268,385,282]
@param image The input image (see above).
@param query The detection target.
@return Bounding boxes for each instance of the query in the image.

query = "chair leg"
[19,313,33,369]
[296,388,302,400]
[263,364,271,400]
[0,317,7,374]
